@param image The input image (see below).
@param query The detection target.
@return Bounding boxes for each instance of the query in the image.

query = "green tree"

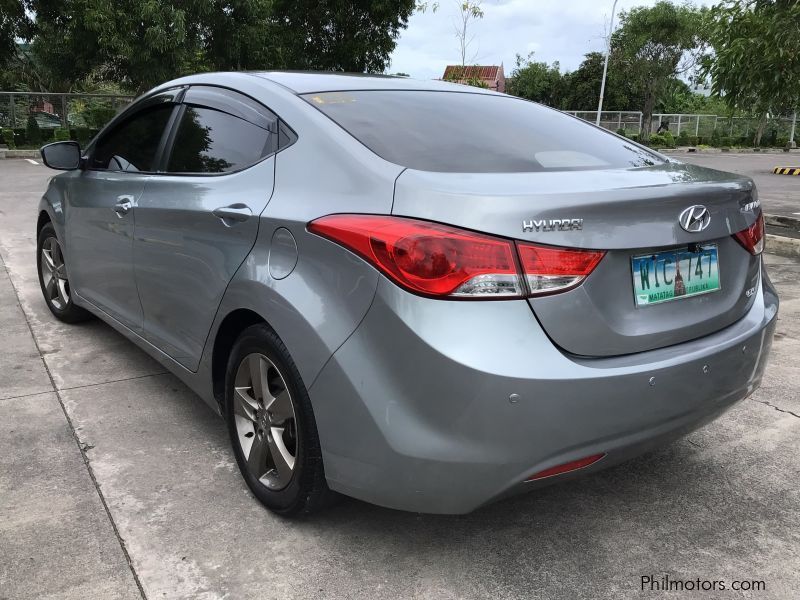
[267,0,416,72]
[194,0,282,72]
[560,51,643,111]
[612,1,705,141]
[506,53,563,107]
[25,0,417,92]
[0,41,87,92]
[0,0,32,69]
[30,0,206,93]
[655,77,731,115]
[702,0,800,146]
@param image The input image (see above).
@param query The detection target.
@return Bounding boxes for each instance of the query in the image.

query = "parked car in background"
[36,72,777,515]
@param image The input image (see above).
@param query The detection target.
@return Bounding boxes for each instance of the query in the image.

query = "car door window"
[165,106,275,174]
[165,87,279,174]
[181,86,276,130]
[90,105,175,172]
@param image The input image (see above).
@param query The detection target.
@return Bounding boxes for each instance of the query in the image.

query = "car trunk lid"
[392,163,762,356]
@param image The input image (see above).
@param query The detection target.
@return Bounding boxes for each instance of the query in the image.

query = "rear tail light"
[309,215,523,297]
[517,243,606,295]
[733,212,765,255]
[308,214,605,299]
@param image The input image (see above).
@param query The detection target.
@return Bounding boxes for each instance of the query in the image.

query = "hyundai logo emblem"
[678,205,711,233]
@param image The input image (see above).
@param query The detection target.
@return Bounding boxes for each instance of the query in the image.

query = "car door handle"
[213,204,252,223]
[114,195,134,217]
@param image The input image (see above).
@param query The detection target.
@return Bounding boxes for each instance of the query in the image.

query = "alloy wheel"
[233,353,298,491]
[40,236,70,310]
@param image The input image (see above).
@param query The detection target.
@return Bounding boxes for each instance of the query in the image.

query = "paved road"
[676,152,800,219]
[1,158,799,599]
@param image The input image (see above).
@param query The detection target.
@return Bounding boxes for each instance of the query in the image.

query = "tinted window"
[279,121,297,150]
[304,91,663,173]
[183,87,277,131]
[90,105,174,172]
[166,106,275,174]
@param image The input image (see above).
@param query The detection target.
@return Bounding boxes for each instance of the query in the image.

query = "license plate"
[631,244,721,307]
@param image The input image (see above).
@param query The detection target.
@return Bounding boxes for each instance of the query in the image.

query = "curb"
[765,214,800,259]
[767,234,800,259]
[765,213,800,237]
[0,149,41,159]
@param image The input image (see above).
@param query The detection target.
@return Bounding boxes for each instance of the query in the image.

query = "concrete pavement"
[0,251,142,599]
[1,158,799,599]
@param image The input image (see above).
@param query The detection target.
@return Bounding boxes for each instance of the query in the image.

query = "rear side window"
[165,87,279,174]
[166,107,274,173]
[303,91,663,173]
[90,105,174,172]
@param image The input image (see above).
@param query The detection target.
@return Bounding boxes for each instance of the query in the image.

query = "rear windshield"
[302,90,663,173]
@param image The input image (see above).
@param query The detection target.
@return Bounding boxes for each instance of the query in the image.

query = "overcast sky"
[388,0,715,80]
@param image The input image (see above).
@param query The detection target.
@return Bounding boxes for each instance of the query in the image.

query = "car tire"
[225,323,333,516]
[36,222,92,323]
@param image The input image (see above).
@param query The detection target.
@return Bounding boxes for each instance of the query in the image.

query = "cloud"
[388,0,715,80]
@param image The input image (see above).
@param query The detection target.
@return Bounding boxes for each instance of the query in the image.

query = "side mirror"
[40,141,82,170]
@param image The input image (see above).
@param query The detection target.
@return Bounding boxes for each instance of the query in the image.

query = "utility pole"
[596,0,620,127]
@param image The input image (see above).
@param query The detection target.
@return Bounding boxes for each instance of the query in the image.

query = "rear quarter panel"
[193,75,405,402]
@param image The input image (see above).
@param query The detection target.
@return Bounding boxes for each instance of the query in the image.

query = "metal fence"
[566,111,643,134]
[650,114,797,141]
[567,109,797,144]
[713,115,797,141]
[649,113,718,138]
[0,91,134,130]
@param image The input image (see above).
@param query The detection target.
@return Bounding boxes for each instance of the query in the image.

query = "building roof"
[442,65,503,81]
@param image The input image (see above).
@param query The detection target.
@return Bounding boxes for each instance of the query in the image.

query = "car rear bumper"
[309,265,778,514]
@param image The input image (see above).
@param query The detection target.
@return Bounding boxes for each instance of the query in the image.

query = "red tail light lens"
[308,215,524,298]
[309,215,606,299]
[733,212,765,255]
[516,243,606,295]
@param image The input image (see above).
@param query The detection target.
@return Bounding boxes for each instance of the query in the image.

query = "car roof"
[247,71,493,95]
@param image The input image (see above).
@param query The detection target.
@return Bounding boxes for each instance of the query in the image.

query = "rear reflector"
[733,212,765,255]
[308,214,606,299]
[526,453,606,481]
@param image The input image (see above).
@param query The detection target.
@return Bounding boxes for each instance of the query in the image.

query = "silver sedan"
[36,72,777,515]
